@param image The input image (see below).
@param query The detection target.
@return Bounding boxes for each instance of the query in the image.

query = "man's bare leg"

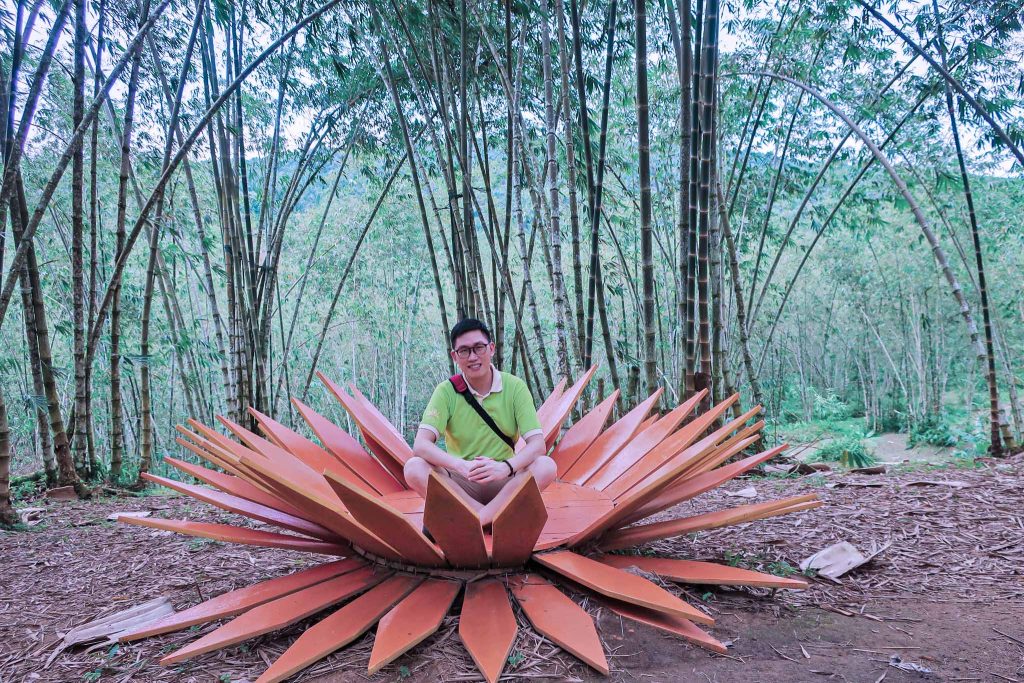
[404,456,484,514]
[478,456,557,526]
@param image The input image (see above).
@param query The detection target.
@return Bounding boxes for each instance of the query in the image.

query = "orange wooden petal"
[160,566,385,664]
[325,470,446,567]
[599,494,821,551]
[533,550,713,625]
[367,579,461,675]
[173,428,250,479]
[619,443,789,527]
[534,483,615,550]
[490,473,547,567]
[423,472,488,567]
[459,579,517,683]
[319,373,412,475]
[550,391,619,477]
[141,473,340,541]
[535,377,567,421]
[292,398,404,494]
[120,558,364,642]
[117,516,348,555]
[163,455,305,519]
[564,389,663,483]
[249,407,376,495]
[600,394,740,499]
[537,366,598,448]
[598,595,727,654]
[255,574,423,683]
[597,555,809,589]
[584,391,705,489]
[507,573,608,675]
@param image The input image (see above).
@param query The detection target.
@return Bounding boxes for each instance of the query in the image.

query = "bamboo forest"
[1,0,1023,679]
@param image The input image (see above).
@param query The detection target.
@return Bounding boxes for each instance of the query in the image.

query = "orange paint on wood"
[507,574,609,675]
[325,470,446,567]
[550,391,619,477]
[584,391,705,489]
[533,483,614,550]
[538,366,598,449]
[367,579,461,674]
[120,559,364,642]
[163,455,305,519]
[599,595,727,654]
[599,494,821,551]
[598,554,809,589]
[490,474,547,567]
[292,398,404,494]
[532,551,713,625]
[160,567,385,664]
[563,389,663,483]
[459,579,517,683]
[142,473,341,541]
[423,472,488,567]
[255,575,423,683]
[118,516,348,555]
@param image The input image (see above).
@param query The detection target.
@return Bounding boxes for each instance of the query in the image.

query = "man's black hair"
[450,318,491,347]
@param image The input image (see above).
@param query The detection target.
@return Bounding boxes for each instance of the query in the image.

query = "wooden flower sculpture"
[118,368,821,682]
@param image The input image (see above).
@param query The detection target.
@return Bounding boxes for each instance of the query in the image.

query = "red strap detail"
[449,375,468,393]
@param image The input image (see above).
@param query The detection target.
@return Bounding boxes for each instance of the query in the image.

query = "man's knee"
[528,455,557,489]
[404,456,431,487]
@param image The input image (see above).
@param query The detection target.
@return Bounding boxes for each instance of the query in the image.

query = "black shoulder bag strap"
[449,375,515,449]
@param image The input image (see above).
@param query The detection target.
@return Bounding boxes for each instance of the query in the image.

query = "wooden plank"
[120,559,364,642]
[597,555,809,589]
[616,443,788,528]
[163,455,305,519]
[584,391,704,489]
[319,373,412,476]
[507,574,608,675]
[117,516,348,555]
[255,575,423,683]
[367,579,461,675]
[249,407,376,495]
[599,595,727,654]
[533,483,615,550]
[141,473,341,541]
[599,494,821,551]
[160,567,385,664]
[292,398,404,494]
[459,579,517,683]
[490,474,547,566]
[325,470,446,567]
[532,551,713,625]
[423,472,488,567]
[537,366,598,449]
[550,391,619,477]
[600,394,740,499]
[535,378,567,422]
[563,389,663,484]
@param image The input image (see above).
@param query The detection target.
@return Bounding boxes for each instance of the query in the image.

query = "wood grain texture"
[423,471,488,567]
[532,550,714,625]
[255,575,423,683]
[550,391,619,476]
[160,567,385,664]
[120,559,364,642]
[563,389,663,483]
[507,574,609,675]
[490,474,547,566]
[458,580,517,683]
[367,579,461,674]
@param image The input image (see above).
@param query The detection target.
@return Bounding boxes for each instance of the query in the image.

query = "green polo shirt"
[419,368,542,461]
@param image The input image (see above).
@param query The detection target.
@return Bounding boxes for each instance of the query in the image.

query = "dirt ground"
[2,455,1023,683]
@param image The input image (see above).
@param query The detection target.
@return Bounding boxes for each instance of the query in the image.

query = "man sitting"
[404,318,556,527]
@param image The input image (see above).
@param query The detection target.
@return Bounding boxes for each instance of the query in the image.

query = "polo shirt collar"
[463,364,502,399]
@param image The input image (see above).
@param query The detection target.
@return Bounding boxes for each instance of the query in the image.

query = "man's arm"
[466,432,546,483]
[413,427,471,477]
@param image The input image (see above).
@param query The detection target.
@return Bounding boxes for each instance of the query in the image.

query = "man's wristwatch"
[504,461,515,478]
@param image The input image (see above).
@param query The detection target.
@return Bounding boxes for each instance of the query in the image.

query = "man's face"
[450,330,495,381]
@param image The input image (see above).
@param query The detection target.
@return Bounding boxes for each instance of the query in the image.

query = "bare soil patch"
[1,456,1022,682]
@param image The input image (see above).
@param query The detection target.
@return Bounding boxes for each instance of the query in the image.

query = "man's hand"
[467,456,512,483]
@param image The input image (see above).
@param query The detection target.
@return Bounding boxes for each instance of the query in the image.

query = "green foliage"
[507,651,526,667]
[808,433,877,469]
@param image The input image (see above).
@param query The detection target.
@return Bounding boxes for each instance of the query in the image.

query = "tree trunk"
[635,0,657,396]
[0,385,17,527]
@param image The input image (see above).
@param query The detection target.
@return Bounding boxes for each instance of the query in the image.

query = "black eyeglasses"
[453,343,490,359]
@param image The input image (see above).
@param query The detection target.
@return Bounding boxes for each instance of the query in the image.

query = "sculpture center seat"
[382,481,614,552]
